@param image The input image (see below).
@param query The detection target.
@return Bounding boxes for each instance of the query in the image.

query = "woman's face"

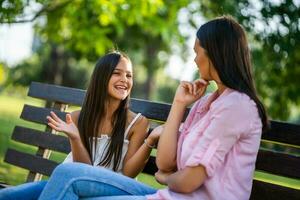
[107,57,133,101]
[193,39,212,81]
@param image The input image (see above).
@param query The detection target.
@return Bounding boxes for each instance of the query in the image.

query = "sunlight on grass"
[254,171,300,189]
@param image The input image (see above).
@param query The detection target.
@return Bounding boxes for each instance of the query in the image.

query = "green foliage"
[2,0,190,99]
[0,0,24,23]
[0,63,7,87]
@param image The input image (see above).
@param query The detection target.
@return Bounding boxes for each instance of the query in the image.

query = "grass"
[0,93,299,190]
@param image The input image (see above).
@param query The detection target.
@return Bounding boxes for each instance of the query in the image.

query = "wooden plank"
[142,156,158,175]
[143,150,300,179]
[4,149,58,176]
[0,182,11,189]
[20,104,66,125]
[250,180,300,200]
[255,149,300,179]
[130,98,189,121]
[262,120,300,146]
[12,126,70,154]
[28,82,85,106]
[26,102,68,182]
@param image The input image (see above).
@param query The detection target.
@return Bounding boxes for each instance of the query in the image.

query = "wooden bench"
[1,82,299,199]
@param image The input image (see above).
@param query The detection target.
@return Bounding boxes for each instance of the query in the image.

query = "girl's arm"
[47,110,92,164]
[67,111,92,164]
[122,116,161,178]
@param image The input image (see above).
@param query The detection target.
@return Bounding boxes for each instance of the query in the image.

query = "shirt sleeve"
[185,100,253,177]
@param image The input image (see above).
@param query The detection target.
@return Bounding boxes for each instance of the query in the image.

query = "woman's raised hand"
[47,111,80,141]
[174,79,208,107]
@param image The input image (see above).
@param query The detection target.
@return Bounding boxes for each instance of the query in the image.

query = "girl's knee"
[52,162,82,177]
[52,162,97,178]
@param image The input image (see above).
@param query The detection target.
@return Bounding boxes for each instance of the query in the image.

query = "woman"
[37,16,267,200]
[0,51,161,200]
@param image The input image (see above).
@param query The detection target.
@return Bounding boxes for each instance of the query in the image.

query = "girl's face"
[193,39,213,81]
[108,57,133,101]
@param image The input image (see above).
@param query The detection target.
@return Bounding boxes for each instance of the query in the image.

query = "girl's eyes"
[112,72,132,78]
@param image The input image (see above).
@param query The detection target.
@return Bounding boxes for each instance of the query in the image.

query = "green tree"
[1,0,190,99]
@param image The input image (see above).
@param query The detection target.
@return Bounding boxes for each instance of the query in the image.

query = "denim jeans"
[0,180,47,200]
[38,162,157,200]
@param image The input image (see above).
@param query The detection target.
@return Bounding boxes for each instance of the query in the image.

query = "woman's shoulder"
[213,89,259,121]
[214,89,255,108]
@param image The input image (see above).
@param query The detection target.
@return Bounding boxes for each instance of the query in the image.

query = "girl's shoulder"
[126,110,149,138]
[128,110,148,126]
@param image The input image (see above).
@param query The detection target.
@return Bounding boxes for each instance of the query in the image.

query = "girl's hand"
[174,79,208,107]
[147,125,164,145]
[155,170,174,185]
[47,111,80,141]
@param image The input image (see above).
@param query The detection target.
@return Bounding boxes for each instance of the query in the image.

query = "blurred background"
[0,0,299,188]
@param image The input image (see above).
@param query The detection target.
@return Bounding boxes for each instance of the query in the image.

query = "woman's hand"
[47,111,80,141]
[155,170,174,185]
[174,79,208,107]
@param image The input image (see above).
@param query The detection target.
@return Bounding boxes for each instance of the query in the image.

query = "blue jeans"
[38,162,157,200]
[0,180,47,200]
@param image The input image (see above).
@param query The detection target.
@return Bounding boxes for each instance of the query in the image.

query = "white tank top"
[63,113,142,173]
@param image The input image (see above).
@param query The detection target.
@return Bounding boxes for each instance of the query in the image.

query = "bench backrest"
[4,82,300,199]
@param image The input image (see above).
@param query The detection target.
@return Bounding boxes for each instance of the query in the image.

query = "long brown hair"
[78,51,130,171]
[196,16,268,132]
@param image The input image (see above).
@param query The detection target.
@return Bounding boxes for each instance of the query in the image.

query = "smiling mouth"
[115,85,128,91]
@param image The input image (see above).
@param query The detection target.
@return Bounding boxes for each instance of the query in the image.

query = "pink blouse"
[147,88,262,200]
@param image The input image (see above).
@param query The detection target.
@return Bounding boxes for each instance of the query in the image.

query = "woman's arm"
[156,80,208,172]
[47,110,92,164]
[155,166,207,193]
[155,102,186,171]
[122,116,162,178]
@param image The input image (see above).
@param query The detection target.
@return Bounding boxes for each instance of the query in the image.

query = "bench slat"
[12,126,70,154]
[142,156,157,175]
[28,82,85,106]
[4,149,58,176]
[255,149,300,179]
[130,99,189,122]
[263,121,300,146]
[20,104,66,125]
[250,180,300,200]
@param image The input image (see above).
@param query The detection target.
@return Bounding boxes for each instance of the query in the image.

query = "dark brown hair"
[78,51,130,171]
[196,16,268,132]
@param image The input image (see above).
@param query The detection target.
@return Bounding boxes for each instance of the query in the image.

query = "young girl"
[0,51,160,199]
[37,16,268,200]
